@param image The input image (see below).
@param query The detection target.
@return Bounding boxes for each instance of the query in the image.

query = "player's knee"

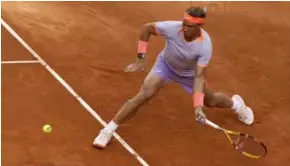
[139,84,157,100]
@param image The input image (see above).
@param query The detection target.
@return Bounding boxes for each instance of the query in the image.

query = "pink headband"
[184,13,205,24]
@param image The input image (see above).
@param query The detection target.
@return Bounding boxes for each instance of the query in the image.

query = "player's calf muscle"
[204,92,232,108]
[113,98,140,124]
[204,97,217,108]
[113,85,158,124]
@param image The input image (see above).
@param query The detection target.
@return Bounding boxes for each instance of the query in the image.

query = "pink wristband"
[193,92,204,108]
[137,40,148,54]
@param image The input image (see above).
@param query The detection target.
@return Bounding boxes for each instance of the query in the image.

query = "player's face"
[182,19,199,38]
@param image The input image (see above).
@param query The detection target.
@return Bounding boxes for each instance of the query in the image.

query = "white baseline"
[1,60,40,64]
[1,19,149,166]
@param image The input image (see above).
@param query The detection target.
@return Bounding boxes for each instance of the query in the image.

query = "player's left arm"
[192,43,212,116]
[193,64,207,109]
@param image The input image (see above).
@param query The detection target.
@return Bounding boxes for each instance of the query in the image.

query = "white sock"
[104,120,119,133]
[231,98,241,113]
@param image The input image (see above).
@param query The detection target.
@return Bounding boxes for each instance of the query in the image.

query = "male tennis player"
[93,6,254,149]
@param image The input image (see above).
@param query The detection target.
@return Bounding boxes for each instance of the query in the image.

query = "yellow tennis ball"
[42,124,52,133]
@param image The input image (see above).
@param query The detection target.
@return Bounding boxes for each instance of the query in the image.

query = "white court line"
[1,19,149,166]
[1,60,40,64]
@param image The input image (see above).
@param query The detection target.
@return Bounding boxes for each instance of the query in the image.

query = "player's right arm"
[139,21,172,40]
[137,21,173,59]
[139,23,158,42]
[124,21,171,72]
[134,23,158,60]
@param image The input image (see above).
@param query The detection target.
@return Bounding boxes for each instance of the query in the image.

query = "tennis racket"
[196,116,267,159]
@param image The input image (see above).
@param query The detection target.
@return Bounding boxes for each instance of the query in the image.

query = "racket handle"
[204,119,221,130]
[196,116,221,130]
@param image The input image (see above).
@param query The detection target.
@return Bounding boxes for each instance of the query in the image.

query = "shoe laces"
[100,129,113,138]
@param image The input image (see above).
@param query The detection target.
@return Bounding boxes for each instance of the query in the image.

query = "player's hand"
[194,107,206,123]
[124,55,146,72]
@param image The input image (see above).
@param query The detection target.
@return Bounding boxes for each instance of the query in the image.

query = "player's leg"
[203,86,254,125]
[112,70,167,125]
[93,55,170,149]
[172,75,254,125]
[203,86,233,108]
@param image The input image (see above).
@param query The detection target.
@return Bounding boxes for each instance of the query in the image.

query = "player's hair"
[186,6,207,18]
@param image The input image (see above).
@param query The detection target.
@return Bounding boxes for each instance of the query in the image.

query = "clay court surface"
[1,1,290,166]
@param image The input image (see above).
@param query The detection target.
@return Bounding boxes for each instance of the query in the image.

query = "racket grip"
[204,119,221,130]
[196,116,206,124]
[196,116,221,130]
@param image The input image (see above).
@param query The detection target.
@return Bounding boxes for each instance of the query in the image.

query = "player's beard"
[184,28,200,41]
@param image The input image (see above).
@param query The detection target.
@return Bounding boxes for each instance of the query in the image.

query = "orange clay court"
[1,1,290,166]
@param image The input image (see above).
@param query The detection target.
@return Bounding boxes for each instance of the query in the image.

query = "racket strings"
[230,134,266,157]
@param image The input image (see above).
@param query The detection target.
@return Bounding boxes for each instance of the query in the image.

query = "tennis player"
[93,6,254,149]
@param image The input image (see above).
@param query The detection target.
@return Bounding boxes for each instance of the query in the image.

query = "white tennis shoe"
[232,95,254,125]
[93,129,114,149]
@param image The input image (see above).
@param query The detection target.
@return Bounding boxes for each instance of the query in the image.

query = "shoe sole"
[93,143,106,149]
[92,137,114,149]
[244,106,254,125]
